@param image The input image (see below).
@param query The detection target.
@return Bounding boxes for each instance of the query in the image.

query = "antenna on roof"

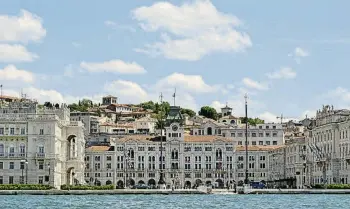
[172,88,176,106]
[0,84,3,105]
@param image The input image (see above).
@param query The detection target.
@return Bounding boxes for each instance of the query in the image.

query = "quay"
[246,189,350,195]
[0,189,207,195]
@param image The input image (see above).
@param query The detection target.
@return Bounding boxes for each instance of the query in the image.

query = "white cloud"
[0,65,34,82]
[0,10,46,43]
[288,47,309,64]
[104,80,148,103]
[326,87,350,103]
[132,0,252,61]
[258,112,299,123]
[80,59,146,74]
[105,20,136,32]
[155,73,220,93]
[267,67,296,79]
[301,110,317,119]
[0,44,38,62]
[242,77,268,91]
[295,47,309,57]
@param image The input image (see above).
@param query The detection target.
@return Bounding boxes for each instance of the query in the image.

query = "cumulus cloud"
[80,59,146,74]
[104,80,148,104]
[242,77,268,91]
[0,65,34,82]
[267,67,296,79]
[0,9,46,43]
[0,44,38,62]
[155,73,220,94]
[132,0,252,61]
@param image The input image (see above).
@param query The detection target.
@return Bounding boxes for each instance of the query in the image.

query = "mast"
[158,92,165,185]
[244,93,249,184]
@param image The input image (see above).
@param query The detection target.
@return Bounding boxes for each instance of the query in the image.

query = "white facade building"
[84,106,236,189]
[0,99,85,188]
[235,145,272,184]
[70,111,99,135]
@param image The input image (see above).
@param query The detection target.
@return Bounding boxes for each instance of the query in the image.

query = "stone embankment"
[0,189,207,195]
[247,189,350,194]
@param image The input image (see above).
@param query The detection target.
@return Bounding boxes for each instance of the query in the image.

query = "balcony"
[36,153,45,158]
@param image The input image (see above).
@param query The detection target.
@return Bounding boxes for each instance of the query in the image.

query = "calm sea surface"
[1,194,349,209]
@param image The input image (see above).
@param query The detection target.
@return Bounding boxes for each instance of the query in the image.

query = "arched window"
[216,148,222,160]
[19,144,26,157]
[152,156,155,162]
[171,149,179,160]
[9,145,15,157]
[128,149,134,159]
[0,144,4,156]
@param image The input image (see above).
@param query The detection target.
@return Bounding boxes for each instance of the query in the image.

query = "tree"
[44,102,53,108]
[139,101,170,114]
[181,108,196,117]
[198,106,218,120]
[241,117,265,126]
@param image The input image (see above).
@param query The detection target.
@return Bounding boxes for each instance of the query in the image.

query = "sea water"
[0,194,348,209]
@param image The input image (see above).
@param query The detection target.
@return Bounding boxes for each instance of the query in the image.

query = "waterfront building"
[268,137,307,188]
[308,105,350,185]
[84,106,236,188]
[0,99,85,188]
[235,145,274,184]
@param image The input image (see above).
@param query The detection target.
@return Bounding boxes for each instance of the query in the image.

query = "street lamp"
[20,159,25,184]
[25,160,28,184]
[47,162,51,185]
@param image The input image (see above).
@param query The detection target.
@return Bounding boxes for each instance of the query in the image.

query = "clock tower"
[165,106,184,142]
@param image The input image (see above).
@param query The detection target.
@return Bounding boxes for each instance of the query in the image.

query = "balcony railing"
[36,153,45,158]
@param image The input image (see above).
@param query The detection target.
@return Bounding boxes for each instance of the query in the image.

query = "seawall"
[0,189,207,195]
[247,189,350,194]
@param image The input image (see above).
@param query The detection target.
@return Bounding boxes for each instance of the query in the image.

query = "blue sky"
[1,0,350,122]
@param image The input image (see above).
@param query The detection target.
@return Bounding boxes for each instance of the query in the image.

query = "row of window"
[237,156,266,161]
[0,161,49,170]
[0,176,49,184]
[0,128,46,135]
[237,140,278,146]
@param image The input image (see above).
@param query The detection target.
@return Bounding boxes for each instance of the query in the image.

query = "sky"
[1,0,350,123]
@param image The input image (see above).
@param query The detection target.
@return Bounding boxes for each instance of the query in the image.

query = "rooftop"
[235,145,284,151]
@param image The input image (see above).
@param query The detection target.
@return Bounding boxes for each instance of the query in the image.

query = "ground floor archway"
[148,179,156,185]
[206,181,212,185]
[106,180,112,185]
[185,181,191,189]
[138,180,145,185]
[195,179,202,187]
[116,180,124,189]
[216,179,224,188]
[128,179,135,186]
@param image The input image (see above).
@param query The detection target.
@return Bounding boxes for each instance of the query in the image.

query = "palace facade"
[0,99,85,189]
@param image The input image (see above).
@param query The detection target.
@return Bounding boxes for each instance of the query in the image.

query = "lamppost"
[158,93,166,188]
[47,162,51,185]
[25,159,28,184]
[244,94,249,185]
[20,159,25,184]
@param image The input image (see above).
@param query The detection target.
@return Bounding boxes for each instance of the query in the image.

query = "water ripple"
[1,194,349,209]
